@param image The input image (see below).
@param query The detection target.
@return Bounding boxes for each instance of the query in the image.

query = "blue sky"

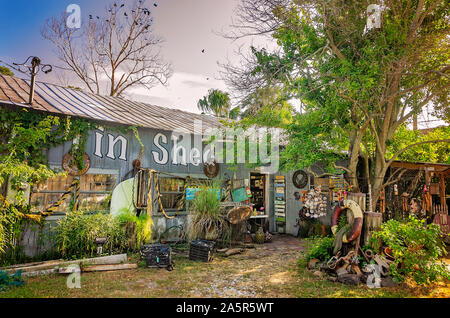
[0,1,104,59]
[0,0,255,113]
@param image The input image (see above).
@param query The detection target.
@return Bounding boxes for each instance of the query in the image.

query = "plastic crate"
[189,240,215,262]
[140,244,173,270]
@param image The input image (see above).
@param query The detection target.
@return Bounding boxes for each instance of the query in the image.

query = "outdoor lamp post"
[94,237,107,255]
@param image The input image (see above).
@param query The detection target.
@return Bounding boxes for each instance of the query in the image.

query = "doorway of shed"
[249,172,269,232]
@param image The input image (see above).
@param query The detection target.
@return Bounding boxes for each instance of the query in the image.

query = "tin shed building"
[1,74,326,254]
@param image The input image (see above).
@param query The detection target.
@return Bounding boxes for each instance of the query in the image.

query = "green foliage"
[197,89,231,118]
[237,87,294,128]
[303,236,334,262]
[0,109,96,255]
[0,270,24,292]
[281,108,347,173]
[231,1,450,190]
[387,125,450,164]
[0,198,43,263]
[373,215,449,284]
[52,210,127,259]
[115,208,153,249]
[0,66,14,76]
[0,108,95,190]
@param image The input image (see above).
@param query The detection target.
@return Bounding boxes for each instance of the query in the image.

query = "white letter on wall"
[94,130,104,158]
[106,134,127,160]
[190,148,201,166]
[171,134,187,166]
[152,133,169,165]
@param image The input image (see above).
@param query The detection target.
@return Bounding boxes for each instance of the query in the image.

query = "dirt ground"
[1,235,449,298]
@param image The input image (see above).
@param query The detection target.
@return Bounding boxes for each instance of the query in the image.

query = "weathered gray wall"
[24,125,261,256]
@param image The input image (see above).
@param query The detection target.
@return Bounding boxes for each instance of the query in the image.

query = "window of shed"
[30,173,118,213]
[158,177,185,212]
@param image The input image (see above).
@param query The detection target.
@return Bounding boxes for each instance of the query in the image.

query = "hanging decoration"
[304,186,327,218]
[140,169,190,220]
[292,170,308,189]
[62,152,91,176]
[204,160,220,178]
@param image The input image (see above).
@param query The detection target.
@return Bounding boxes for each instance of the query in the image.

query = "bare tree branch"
[41,0,172,96]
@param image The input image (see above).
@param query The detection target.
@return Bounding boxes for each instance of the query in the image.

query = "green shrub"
[303,236,334,262]
[0,270,24,292]
[373,215,449,284]
[52,210,126,259]
[115,208,153,249]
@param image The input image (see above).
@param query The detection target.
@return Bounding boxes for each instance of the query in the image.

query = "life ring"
[62,152,91,176]
[331,199,363,243]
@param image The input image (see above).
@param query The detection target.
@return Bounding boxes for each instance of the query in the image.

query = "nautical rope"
[42,178,80,216]
[146,169,153,216]
[0,194,42,223]
[152,170,175,219]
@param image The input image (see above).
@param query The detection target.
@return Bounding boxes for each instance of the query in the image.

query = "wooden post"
[348,193,366,212]
[439,173,447,214]
[362,212,382,247]
[424,170,432,217]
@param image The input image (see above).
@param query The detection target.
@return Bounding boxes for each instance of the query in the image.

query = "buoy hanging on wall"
[62,152,91,176]
[204,160,220,178]
[292,169,308,189]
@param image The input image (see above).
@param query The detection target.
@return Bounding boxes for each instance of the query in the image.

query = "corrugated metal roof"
[0,74,221,133]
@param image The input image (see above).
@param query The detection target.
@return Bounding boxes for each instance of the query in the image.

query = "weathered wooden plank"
[81,263,137,272]
[4,254,128,274]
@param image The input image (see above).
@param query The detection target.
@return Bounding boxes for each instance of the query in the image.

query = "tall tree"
[42,0,172,97]
[224,0,449,210]
[197,89,232,118]
[237,86,295,128]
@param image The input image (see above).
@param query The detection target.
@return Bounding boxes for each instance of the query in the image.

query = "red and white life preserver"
[331,199,363,243]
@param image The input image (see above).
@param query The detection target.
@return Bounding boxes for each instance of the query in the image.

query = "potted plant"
[187,181,227,242]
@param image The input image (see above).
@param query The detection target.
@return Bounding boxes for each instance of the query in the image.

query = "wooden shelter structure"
[389,160,449,216]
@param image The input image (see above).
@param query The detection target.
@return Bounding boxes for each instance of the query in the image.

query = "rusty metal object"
[204,160,219,178]
[330,250,357,276]
[351,264,362,276]
[373,254,392,277]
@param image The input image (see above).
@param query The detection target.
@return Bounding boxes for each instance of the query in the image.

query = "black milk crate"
[140,244,173,270]
[189,240,215,262]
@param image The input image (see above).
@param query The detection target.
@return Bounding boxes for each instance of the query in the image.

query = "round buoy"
[292,170,308,189]
[331,199,363,243]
